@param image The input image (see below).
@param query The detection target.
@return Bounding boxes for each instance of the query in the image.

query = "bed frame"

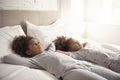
[0,10,60,33]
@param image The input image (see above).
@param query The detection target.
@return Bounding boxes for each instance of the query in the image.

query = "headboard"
[0,10,60,32]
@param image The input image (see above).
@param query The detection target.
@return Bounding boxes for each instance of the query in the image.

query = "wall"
[0,0,59,11]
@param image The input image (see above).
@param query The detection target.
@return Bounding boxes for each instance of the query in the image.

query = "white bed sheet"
[0,63,58,80]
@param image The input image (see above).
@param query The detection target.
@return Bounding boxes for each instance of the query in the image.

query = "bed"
[0,10,120,80]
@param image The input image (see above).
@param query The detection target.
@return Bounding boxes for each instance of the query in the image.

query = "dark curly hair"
[12,35,34,57]
[54,36,72,51]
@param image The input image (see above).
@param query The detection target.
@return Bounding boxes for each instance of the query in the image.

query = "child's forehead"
[69,38,76,42]
[69,38,81,44]
[67,39,76,45]
[29,38,39,43]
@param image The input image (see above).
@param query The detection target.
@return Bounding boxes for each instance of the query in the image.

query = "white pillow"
[0,25,25,58]
[26,20,65,49]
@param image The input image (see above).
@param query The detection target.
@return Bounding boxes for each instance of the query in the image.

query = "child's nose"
[37,44,41,48]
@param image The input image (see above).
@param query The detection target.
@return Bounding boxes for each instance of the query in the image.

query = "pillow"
[26,20,65,49]
[0,25,25,59]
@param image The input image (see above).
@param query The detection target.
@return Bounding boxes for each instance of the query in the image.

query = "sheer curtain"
[85,0,112,24]
[60,0,120,45]
[62,0,113,38]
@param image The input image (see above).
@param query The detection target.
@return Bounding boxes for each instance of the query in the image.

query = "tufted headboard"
[0,10,60,33]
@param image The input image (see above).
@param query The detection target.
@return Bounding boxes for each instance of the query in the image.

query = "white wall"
[0,0,59,10]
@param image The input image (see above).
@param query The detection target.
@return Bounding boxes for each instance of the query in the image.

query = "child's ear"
[68,48,72,51]
[26,50,32,56]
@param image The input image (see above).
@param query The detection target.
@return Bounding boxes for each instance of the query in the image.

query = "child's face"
[26,38,44,57]
[68,39,83,51]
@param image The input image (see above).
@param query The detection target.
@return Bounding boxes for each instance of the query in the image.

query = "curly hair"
[54,36,72,51]
[12,36,34,57]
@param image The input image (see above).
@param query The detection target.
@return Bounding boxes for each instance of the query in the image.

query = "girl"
[54,36,120,73]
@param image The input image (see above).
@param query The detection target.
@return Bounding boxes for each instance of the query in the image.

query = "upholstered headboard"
[0,10,60,32]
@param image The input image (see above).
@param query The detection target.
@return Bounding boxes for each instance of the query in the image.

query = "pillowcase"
[26,20,65,49]
[0,25,25,59]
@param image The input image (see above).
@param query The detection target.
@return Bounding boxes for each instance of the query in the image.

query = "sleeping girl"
[54,36,120,73]
[10,35,120,80]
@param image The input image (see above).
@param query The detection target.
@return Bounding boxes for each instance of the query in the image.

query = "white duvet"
[85,39,120,53]
[0,63,58,80]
